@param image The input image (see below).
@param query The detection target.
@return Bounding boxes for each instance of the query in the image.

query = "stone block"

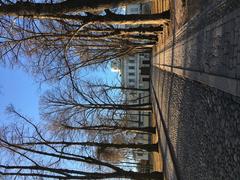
[236,64,240,79]
[237,80,240,97]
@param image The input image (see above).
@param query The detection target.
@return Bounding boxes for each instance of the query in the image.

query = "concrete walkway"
[153,0,240,97]
[151,1,240,179]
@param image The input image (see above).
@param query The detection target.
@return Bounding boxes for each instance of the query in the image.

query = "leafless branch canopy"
[0,0,169,82]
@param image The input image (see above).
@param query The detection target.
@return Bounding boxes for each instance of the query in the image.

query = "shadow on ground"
[153,67,240,180]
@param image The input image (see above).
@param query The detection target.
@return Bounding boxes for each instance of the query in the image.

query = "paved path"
[152,67,240,180]
[151,1,240,179]
[153,0,240,97]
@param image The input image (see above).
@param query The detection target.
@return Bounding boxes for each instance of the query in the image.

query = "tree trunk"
[0,168,163,179]
[91,84,150,91]
[86,26,163,34]
[76,102,152,111]
[22,141,159,152]
[0,0,150,15]
[62,124,156,134]
[124,171,163,180]
[32,11,170,25]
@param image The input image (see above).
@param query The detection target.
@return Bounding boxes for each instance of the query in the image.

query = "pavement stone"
[153,0,240,97]
[152,67,240,180]
[151,1,240,179]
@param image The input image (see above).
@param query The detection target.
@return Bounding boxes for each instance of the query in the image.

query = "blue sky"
[0,66,43,123]
[0,64,125,175]
[0,64,119,124]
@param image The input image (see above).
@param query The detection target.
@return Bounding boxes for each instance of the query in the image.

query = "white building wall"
[110,3,152,163]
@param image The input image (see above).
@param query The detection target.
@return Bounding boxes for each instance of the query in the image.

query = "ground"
[150,113,163,172]
[151,0,240,179]
[152,67,240,180]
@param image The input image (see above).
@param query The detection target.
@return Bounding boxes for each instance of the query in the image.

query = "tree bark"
[80,104,152,111]
[0,0,150,15]
[86,26,163,34]
[22,141,159,152]
[31,11,170,25]
[62,124,156,134]
[54,101,152,111]
[0,168,163,179]
[124,171,163,180]
[90,84,150,91]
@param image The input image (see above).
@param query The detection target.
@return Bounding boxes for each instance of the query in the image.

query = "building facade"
[110,1,152,165]
[111,51,151,162]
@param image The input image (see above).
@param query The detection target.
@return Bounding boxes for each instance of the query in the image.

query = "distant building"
[110,2,152,165]
[126,2,151,14]
[111,52,151,162]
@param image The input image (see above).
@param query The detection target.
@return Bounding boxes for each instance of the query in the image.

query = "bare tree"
[49,122,156,134]
[84,79,150,92]
[0,133,162,179]
[0,0,160,16]
[39,72,152,124]
[96,146,125,163]
[0,0,170,82]
[0,19,159,80]
[0,0,170,25]
[0,105,163,179]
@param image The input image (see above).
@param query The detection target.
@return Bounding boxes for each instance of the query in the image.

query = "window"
[142,60,149,64]
[140,67,150,75]
[129,72,135,76]
[129,60,135,63]
[139,53,144,57]
[145,54,150,58]
[142,78,150,82]
[129,79,135,83]
[130,92,136,96]
[130,7,139,12]
[129,66,135,70]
